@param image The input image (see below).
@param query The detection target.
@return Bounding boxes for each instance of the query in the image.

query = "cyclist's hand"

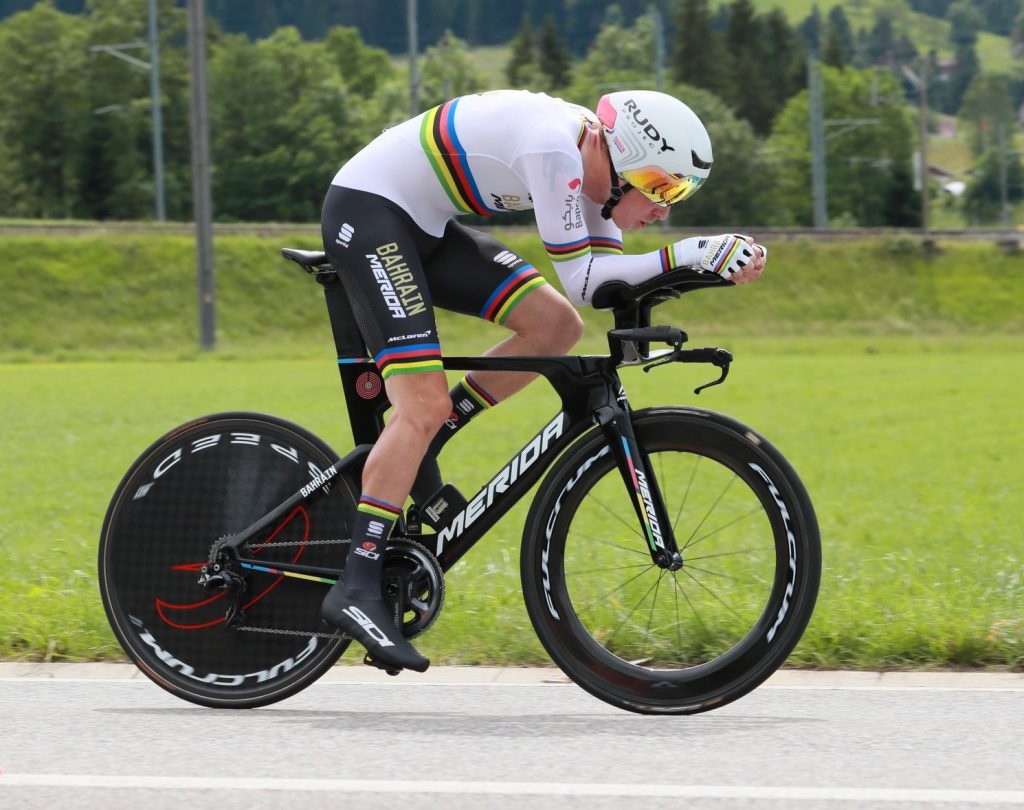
[693,234,759,280]
[670,234,765,281]
[730,242,767,285]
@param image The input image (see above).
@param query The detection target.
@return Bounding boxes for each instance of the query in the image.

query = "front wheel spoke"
[568,530,650,558]
[605,573,664,648]
[669,573,710,635]
[682,563,762,586]
[645,571,667,645]
[584,488,645,542]
[566,561,653,577]
[682,475,738,551]
[672,454,702,533]
[684,546,763,563]
[572,563,658,617]
[685,505,765,551]
[681,567,748,622]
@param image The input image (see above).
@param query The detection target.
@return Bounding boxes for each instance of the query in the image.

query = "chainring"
[383,539,446,639]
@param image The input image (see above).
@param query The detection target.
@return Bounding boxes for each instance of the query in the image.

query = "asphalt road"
[1,665,1021,810]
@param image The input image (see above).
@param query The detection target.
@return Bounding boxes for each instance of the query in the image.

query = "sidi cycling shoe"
[321,590,430,673]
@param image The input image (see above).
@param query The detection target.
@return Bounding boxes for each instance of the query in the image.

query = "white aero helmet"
[596,90,713,206]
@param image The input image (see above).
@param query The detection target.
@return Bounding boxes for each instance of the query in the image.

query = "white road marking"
[0,676,1021,692]
[1,775,1022,803]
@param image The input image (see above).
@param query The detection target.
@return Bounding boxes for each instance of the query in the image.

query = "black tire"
[99,412,358,708]
[521,407,820,715]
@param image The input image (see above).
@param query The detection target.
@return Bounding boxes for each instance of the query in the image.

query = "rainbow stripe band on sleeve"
[373,342,444,379]
[420,99,496,217]
[589,236,623,255]
[659,243,680,273]
[480,265,547,326]
[544,237,591,263]
[358,495,402,521]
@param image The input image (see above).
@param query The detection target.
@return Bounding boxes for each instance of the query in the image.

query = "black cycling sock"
[411,375,497,504]
[321,495,430,672]
[337,495,401,599]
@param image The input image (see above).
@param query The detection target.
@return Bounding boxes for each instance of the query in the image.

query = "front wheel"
[521,407,820,715]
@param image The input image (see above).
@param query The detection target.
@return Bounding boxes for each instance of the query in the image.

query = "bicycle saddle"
[281,248,331,270]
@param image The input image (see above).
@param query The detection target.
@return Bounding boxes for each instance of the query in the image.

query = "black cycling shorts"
[321,185,548,380]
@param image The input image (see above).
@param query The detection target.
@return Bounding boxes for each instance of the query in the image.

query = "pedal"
[419,484,468,530]
[405,504,423,535]
[363,653,402,677]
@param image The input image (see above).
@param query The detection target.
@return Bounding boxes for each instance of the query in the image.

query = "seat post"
[318,274,389,447]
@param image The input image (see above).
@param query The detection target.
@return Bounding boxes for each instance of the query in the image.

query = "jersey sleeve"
[515,149,688,307]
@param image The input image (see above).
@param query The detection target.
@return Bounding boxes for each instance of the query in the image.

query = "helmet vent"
[691,150,712,170]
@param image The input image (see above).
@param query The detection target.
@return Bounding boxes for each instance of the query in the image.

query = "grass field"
[1,335,1021,668]
[1,229,1022,668]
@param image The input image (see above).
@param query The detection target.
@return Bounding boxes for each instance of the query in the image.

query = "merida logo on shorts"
[367,243,426,319]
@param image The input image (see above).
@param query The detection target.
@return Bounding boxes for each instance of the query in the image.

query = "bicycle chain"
[206,537,351,638]
[236,624,345,639]
[247,538,350,549]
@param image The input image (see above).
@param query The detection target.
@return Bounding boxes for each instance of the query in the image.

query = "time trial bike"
[98,248,821,715]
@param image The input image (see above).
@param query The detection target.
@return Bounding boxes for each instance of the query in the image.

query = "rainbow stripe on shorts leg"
[358,495,402,521]
[480,265,547,326]
[373,343,444,379]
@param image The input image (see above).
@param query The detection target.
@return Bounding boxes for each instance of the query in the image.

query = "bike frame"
[217,263,727,579]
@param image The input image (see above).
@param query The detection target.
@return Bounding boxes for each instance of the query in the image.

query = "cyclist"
[319,89,766,672]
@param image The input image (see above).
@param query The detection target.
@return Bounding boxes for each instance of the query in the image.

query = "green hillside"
[1,229,1022,362]
[751,0,1016,74]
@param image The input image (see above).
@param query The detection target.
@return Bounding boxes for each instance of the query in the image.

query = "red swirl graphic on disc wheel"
[155,506,310,630]
[356,371,382,399]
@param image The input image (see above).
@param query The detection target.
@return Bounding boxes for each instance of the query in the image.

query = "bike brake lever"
[694,350,732,395]
[641,336,684,373]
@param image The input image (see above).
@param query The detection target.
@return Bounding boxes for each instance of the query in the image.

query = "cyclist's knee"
[508,288,584,352]
[535,295,584,352]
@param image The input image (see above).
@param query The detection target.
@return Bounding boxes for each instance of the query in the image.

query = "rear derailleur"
[197,541,248,627]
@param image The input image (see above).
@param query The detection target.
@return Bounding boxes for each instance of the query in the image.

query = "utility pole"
[407,0,419,117]
[918,60,930,238]
[188,0,216,351]
[148,0,165,221]
[807,55,828,229]
[998,121,1010,230]
[89,0,166,221]
[650,4,665,92]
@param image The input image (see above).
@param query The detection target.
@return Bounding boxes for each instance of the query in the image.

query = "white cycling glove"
[669,234,764,280]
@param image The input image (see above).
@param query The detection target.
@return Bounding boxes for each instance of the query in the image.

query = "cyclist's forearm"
[556,247,678,306]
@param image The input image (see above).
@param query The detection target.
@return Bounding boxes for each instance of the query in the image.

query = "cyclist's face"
[611,187,672,230]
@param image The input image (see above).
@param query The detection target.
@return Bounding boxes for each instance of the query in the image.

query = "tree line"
[0,0,1020,226]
